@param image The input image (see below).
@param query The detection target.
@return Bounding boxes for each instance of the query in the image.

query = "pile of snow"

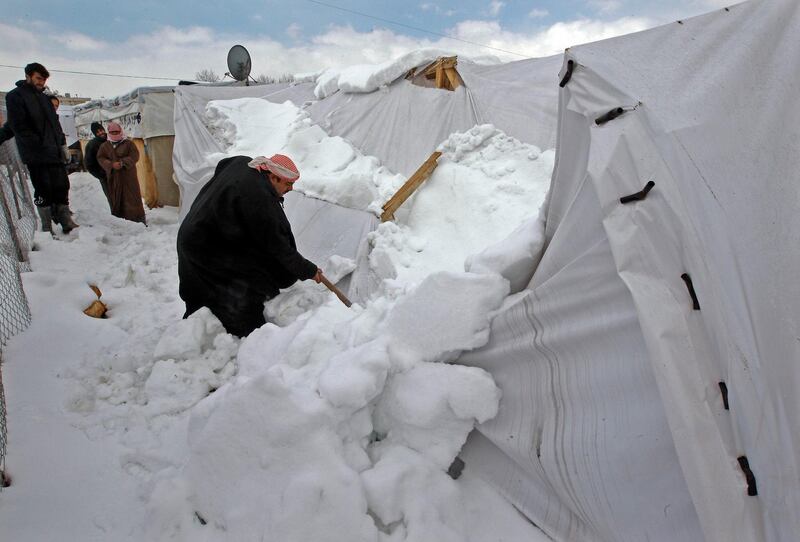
[369,124,553,285]
[3,82,554,539]
[205,98,553,290]
[205,98,406,214]
[148,271,508,540]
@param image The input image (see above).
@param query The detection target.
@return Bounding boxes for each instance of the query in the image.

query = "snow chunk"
[318,340,390,409]
[465,211,547,293]
[183,372,378,541]
[144,311,239,415]
[374,362,500,467]
[386,272,509,364]
[153,307,225,361]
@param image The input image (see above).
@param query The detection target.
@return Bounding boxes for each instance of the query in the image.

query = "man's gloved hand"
[61,145,70,164]
[313,268,324,284]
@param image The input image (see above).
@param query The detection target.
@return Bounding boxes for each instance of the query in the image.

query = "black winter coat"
[84,136,107,180]
[177,156,317,312]
[5,80,65,165]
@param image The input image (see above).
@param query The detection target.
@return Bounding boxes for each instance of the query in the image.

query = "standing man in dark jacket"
[5,62,78,233]
[177,154,322,337]
[84,122,111,207]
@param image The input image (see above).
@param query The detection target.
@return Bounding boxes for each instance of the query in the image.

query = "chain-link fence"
[0,138,37,487]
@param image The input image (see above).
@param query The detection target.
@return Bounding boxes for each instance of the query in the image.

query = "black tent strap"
[719,381,730,410]
[620,180,655,204]
[737,456,758,496]
[595,107,626,125]
[559,60,575,88]
[680,273,701,310]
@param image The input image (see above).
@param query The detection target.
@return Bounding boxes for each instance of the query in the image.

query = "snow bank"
[368,125,554,284]
[147,271,508,540]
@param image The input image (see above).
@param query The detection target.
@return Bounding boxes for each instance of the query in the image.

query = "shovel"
[319,274,352,307]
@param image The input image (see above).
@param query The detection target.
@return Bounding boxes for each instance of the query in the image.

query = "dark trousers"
[183,297,268,338]
[27,163,70,207]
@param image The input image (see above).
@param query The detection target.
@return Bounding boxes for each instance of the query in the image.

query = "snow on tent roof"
[172,51,562,214]
[74,85,176,140]
[459,1,800,541]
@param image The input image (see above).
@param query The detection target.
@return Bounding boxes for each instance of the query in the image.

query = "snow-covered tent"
[74,86,179,207]
[173,54,561,200]
[171,53,562,302]
[459,2,800,541]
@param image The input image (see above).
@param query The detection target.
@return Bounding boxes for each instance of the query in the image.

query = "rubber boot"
[54,204,79,234]
[36,206,52,233]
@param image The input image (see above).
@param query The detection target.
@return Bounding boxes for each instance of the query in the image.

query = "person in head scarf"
[84,122,111,207]
[176,154,322,337]
[96,121,146,223]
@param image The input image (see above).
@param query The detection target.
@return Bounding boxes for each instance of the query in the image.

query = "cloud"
[419,3,456,16]
[0,16,655,98]
[587,0,622,15]
[488,1,505,17]
[53,32,107,52]
[286,23,302,40]
[528,8,549,18]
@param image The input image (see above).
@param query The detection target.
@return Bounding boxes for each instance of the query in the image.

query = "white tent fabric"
[460,1,800,541]
[56,104,78,146]
[304,80,480,178]
[74,86,175,139]
[458,55,562,152]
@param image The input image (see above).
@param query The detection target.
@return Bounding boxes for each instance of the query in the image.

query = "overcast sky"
[1,0,732,99]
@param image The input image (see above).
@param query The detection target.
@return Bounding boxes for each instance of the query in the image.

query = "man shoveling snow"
[177,154,323,337]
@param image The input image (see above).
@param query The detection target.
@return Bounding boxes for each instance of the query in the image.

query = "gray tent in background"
[460,1,800,541]
[75,87,179,208]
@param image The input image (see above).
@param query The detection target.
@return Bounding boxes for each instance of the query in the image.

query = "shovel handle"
[319,274,352,307]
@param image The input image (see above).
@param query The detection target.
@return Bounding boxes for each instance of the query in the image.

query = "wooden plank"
[444,68,461,89]
[381,151,442,222]
[423,59,441,78]
[435,66,445,89]
[439,56,458,69]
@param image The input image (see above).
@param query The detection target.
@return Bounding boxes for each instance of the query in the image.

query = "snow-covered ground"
[0,98,553,541]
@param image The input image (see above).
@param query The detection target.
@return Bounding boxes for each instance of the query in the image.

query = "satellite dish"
[227,44,252,83]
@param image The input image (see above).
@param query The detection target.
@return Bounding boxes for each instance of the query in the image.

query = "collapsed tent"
[74,86,179,207]
[459,1,800,541]
[172,53,562,302]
